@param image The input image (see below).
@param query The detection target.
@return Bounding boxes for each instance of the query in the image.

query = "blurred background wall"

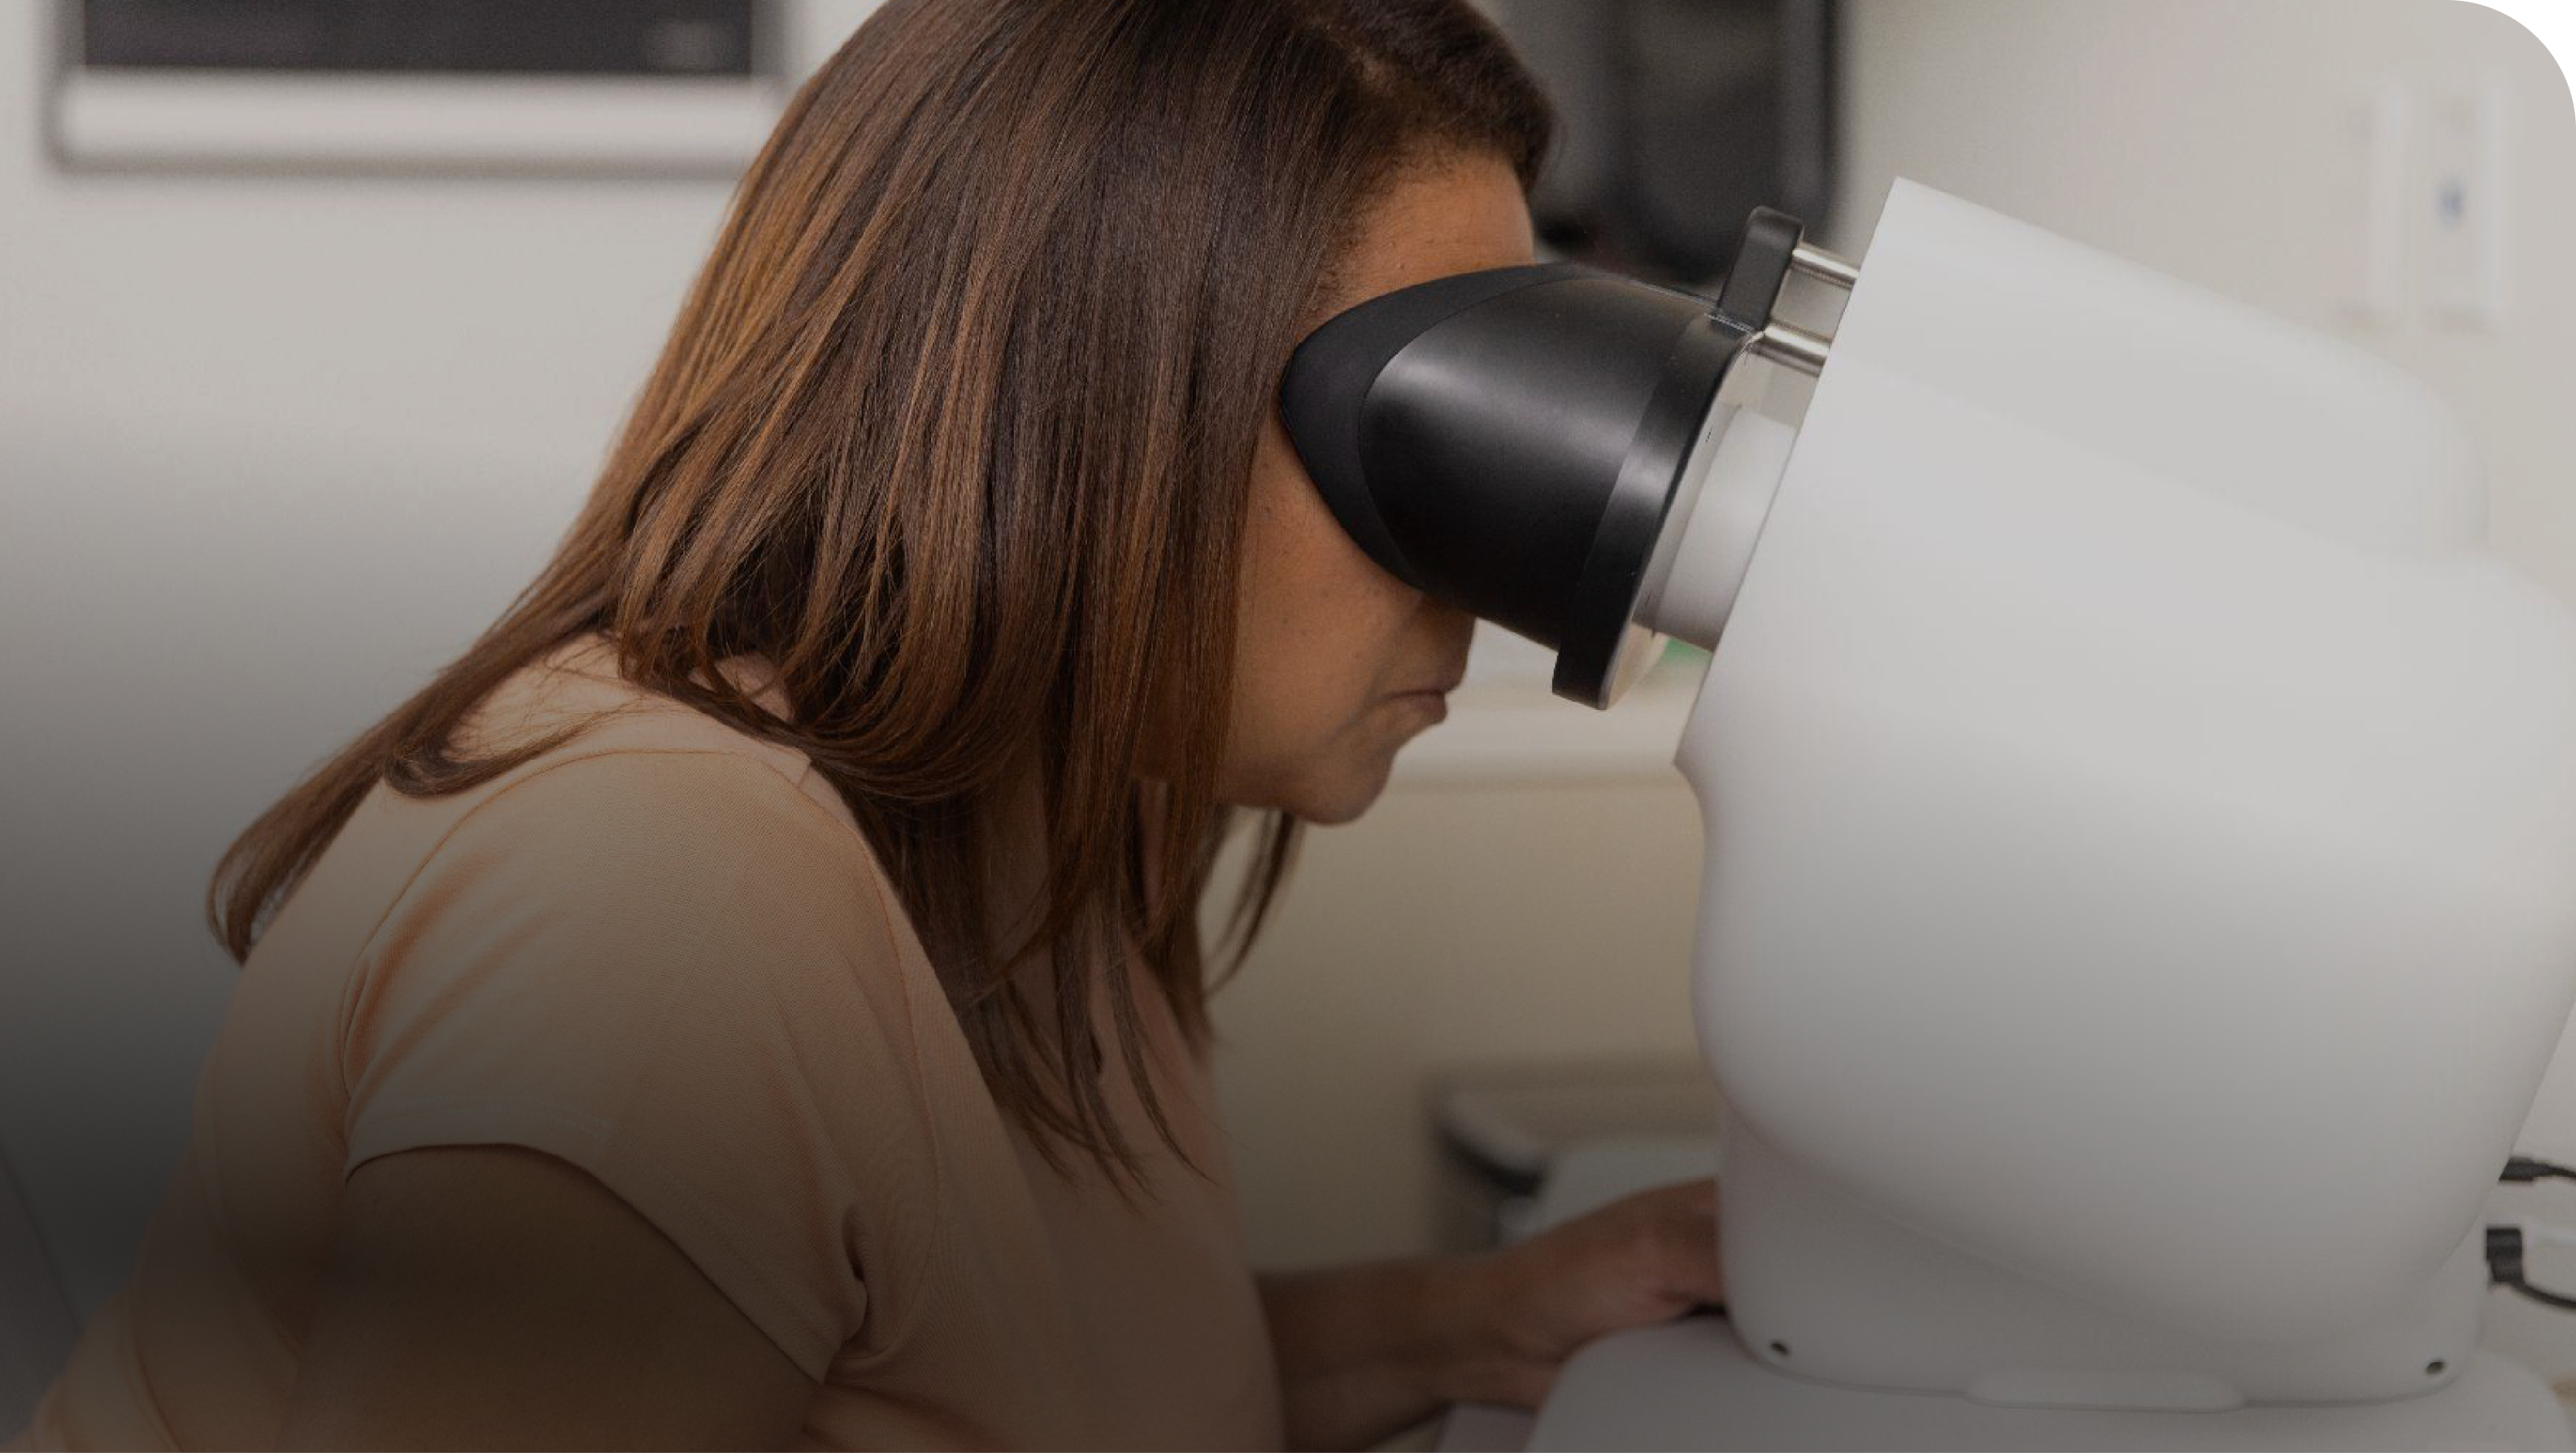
[2,0,2572,1391]
[0,0,877,1316]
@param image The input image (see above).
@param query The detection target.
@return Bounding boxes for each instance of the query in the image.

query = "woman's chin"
[1281,751,1402,825]
[1225,718,1444,822]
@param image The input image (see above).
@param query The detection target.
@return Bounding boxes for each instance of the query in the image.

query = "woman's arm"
[1257,1179,1722,1452]
[280,1146,816,1451]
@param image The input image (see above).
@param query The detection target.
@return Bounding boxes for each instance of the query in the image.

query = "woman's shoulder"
[279,635,908,994]
[416,634,898,937]
[457,633,849,828]
[316,637,936,1095]
[296,646,949,1383]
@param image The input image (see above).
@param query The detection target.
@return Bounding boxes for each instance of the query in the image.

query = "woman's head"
[1222,155,1534,824]
[212,0,1551,1181]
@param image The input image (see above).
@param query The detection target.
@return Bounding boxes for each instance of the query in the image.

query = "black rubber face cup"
[1280,263,1751,707]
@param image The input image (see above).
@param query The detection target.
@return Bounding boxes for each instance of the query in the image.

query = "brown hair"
[209,0,1551,1182]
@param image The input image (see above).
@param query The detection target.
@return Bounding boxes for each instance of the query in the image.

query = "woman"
[15,1,1722,1447]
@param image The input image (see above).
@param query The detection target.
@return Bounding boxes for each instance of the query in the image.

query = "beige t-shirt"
[17,639,1286,1451]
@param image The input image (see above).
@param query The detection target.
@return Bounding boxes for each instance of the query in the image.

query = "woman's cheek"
[1216,662,1372,811]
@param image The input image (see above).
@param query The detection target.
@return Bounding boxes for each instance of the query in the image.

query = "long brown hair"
[210,0,1551,1181]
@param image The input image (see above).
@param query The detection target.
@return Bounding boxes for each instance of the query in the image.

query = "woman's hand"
[1452,1178,1725,1408]
[1257,1178,1721,1450]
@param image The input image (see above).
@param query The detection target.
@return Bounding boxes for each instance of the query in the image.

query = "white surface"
[1526,1320,2572,1452]
[1634,407,1796,651]
[1824,0,2576,1396]
[1680,179,2576,1390]
[1442,1138,2571,1451]
[1713,1112,2491,1412]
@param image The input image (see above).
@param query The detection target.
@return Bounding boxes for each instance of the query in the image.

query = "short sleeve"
[338,747,932,1378]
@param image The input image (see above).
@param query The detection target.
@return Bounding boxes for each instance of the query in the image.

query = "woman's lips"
[1389,688,1451,725]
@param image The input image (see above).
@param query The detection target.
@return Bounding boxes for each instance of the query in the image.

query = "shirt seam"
[778,755,948,1364]
[342,1098,849,1377]
[342,811,849,1370]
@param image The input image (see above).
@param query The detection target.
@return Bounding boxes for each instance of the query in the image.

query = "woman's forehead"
[1325,155,1536,319]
